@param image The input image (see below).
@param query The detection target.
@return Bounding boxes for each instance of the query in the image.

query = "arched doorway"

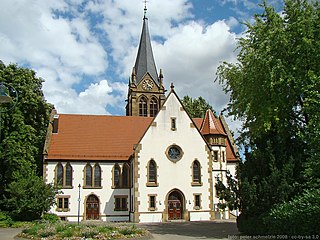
[85,194,99,220]
[167,190,185,220]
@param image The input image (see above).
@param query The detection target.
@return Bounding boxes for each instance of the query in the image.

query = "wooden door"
[86,195,99,220]
[168,200,181,220]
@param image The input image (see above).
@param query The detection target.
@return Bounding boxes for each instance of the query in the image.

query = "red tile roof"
[200,109,226,136]
[46,113,238,162]
[46,114,152,161]
[193,116,238,162]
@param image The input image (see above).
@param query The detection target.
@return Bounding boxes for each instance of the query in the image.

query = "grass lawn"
[17,221,150,240]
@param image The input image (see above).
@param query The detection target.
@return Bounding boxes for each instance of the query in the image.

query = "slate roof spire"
[134,5,158,84]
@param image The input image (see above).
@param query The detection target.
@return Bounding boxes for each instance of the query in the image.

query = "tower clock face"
[142,79,154,90]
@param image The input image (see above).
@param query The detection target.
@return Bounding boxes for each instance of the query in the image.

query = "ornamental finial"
[143,0,148,19]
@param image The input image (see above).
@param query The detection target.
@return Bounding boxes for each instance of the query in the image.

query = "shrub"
[263,188,320,235]
[0,211,13,227]
[237,214,266,235]
[42,213,60,223]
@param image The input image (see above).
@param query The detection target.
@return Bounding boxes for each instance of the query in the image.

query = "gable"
[137,88,210,152]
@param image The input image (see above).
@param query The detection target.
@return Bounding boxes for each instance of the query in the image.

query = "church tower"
[126,6,165,117]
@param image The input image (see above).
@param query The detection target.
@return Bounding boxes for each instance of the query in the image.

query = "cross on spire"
[143,0,148,19]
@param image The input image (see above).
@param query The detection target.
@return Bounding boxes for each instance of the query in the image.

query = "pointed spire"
[134,6,158,84]
[200,109,227,136]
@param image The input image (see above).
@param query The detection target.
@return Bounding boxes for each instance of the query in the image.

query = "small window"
[84,163,101,188]
[94,164,101,187]
[139,96,148,117]
[149,195,156,211]
[222,151,225,162]
[171,117,176,130]
[213,151,218,162]
[149,161,156,182]
[57,196,69,212]
[194,194,201,210]
[122,164,130,188]
[115,198,121,210]
[65,163,72,187]
[147,160,158,187]
[192,160,201,184]
[56,163,73,188]
[56,163,64,186]
[85,164,93,187]
[113,164,121,188]
[150,97,158,117]
[114,196,128,211]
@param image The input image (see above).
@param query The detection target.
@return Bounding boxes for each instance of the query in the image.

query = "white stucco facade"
[45,161,131,222]
[132,91,213,222]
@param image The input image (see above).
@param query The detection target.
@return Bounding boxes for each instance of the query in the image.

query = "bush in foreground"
[19,221,149,240]
[263,188,320,235]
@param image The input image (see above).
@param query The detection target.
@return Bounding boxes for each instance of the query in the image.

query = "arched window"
[150,97,158,117]
[56,163,64,186]
[192,160,201,184]
[139,96,148,117]
[85,163,93,187]
[113,164,121,188]
[94,164,101,187]
[122,164,130,188]
[147,160,157,187]
[65,163,72,187]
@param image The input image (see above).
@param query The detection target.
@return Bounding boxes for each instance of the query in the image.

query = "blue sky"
[0,0,282,135]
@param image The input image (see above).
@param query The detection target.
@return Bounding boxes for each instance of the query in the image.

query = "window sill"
[83,186,102,189]
[56,208,70,212]
[114,208,128,211]
[61,186,73,189]
[193,206,201,210]
[191,182,202,187]
[148,207,157,211]
[112,186,131,189]
[146,182,159,187]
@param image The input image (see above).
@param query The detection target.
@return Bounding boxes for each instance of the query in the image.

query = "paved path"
[139,220,240,240]
[0,228,24,240]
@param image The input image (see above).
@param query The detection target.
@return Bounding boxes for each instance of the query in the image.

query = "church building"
[43,9,239,223]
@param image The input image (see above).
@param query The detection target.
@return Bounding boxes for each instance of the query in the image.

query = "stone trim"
[133,144,142,222]
[193,193,202,210]
[206,145,215,220]
[147,194,158,211]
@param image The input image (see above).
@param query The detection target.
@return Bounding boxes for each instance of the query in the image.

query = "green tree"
[215,170,240,212]
[0,61,55,220]
[3,172,56,221]
[181,96,216,118]
[216,0,320,234]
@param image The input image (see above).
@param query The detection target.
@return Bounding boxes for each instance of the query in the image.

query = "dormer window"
[52,115,59,133]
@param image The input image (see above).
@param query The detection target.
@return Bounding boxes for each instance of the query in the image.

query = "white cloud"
[0,0,243,135]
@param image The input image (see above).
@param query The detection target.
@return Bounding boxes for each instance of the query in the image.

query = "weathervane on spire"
[143,0,148,19]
